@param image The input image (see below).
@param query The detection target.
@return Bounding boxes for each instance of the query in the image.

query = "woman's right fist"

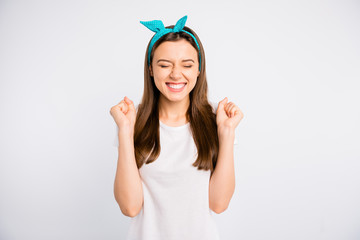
[110,96,136,131]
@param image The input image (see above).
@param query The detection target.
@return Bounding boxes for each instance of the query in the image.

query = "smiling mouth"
[165,82,187,92]
[166,83,187,89]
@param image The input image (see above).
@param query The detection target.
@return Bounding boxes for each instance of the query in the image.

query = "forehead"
[153,39,198,60]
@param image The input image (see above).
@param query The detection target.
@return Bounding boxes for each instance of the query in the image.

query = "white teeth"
[167,83,185,89]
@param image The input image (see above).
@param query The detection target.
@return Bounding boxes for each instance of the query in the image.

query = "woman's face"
[150,39,200,104]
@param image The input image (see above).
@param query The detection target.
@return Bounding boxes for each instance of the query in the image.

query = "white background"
[0,0,359,239]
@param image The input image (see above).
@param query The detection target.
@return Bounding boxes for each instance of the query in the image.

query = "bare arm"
[209,97,243,214]
[111,96,143,217]
[209,127,235,214]
[114,129,144,217]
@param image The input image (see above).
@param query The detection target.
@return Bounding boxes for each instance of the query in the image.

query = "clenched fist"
[110,96,136,132]
[216,97,244,133]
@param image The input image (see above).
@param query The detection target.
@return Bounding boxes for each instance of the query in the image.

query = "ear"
[197,70,200,77]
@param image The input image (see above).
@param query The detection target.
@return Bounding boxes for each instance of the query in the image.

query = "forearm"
[209,127,235,213]
[114,130,143,217]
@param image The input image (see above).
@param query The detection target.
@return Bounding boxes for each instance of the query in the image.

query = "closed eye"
[184,65,193,68]
[160,65,169,68]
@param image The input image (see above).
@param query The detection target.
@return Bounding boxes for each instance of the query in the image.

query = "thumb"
[124,96,135,112]
[217,97,228,113]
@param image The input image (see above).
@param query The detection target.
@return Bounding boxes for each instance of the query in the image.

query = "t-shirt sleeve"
[112,103,139,148]
[209,100,239,147]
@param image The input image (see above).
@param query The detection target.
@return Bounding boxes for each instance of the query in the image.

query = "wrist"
[118,127,134,139]
[217,126,235,140]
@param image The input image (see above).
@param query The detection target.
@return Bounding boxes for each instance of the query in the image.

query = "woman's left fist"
[216,97,244,130]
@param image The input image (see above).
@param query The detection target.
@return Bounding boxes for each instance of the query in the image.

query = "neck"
[158,95,190,125]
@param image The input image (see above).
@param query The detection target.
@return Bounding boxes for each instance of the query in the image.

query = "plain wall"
[0,0,359,239]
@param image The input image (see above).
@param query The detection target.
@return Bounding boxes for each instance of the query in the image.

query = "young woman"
[110,15,244,240]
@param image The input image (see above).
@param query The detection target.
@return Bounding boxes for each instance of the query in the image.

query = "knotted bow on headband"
[140,15,201,71]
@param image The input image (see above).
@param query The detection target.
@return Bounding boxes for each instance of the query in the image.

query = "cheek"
[184,72,198,90]
[184,69,199,81]
[153,69,170,81]
[153,76,163,89]
[153,71,169,90]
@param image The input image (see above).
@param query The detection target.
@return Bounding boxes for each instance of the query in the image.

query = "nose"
[170,66,182,80]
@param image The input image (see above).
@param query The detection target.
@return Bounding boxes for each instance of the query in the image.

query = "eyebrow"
[157,59,195,63]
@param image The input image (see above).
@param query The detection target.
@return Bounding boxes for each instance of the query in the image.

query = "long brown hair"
[134,24,219,175]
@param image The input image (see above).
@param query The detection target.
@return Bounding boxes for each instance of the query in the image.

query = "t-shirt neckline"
[159,120,190,130]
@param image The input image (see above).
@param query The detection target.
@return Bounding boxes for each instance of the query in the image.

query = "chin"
[164,94,188,103]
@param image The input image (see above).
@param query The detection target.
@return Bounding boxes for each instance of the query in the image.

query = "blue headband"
[140,15,201,71]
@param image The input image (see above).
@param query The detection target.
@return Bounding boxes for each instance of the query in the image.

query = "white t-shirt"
[113,102,238,240]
